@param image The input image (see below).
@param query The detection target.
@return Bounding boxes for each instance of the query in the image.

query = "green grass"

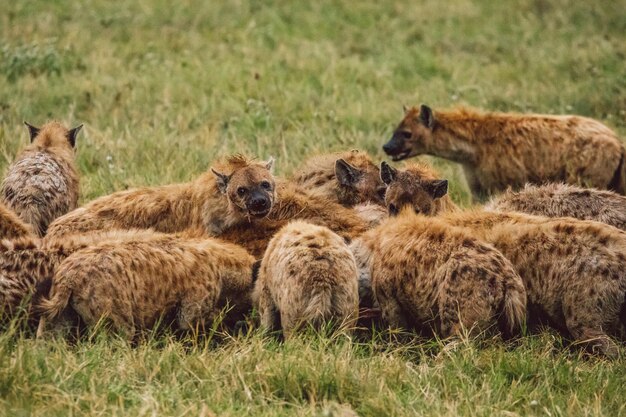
[1,0,625,415]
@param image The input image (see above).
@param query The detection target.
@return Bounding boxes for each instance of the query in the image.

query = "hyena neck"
[429,110,481,164]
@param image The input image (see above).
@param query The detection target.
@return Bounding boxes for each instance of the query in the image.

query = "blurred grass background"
[1,0,625,415]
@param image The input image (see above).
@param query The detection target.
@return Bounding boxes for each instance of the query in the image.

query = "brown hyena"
[45,155,276,240]
[485,183,626,231]
[253,221,359,338]
[37,235,256,338]
[383,105,625,200]
[0,201,34,239]
[384,166,626,356]
[1,121,82,236]
[0,230,158,320]
[355,209,526,338]
[292,150,387,207]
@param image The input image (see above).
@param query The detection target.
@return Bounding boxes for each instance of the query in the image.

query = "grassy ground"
[1,0,625,415]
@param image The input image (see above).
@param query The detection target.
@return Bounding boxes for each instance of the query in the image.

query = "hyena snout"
[382,132,411,160]
[246,191,272,217]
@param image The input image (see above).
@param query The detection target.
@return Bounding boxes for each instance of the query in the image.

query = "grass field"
[1,0,626,415]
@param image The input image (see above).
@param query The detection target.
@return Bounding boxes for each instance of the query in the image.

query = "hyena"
[0,230,157,320]
[0,201,34,239]
[384,166,626,356]
[292,150,387,206]
[1,121,82,236]
[380,162,456,216]
[37,235,256,338]
[253,221,359,338]
[485,183,626,231]
[354,209,527,338]
[45,155,276,240]
[383,105,625,200]
[217,181,371,258]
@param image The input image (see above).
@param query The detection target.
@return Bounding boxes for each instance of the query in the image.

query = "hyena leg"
[256,285,280,333]
[562,292,620,358]
[374,285,408,330]
[178,288,219,332]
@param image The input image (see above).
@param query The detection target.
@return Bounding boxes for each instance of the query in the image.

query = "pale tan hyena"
[0,230,157,320]
[253,221,359,338]
[354,209,526,339]
[485,183,626,231]
[45,154,276,240]
[292,150,387,206]
[384,166,626,356]
[37,235,256,338]
[1,121,82,236]
[383,105,625,200]
[0,201,34,239]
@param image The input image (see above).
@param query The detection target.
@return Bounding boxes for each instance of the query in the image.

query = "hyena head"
[335,150,387,206]
[24,121,83,149]
[380,161,448,216]
[382,104,435,161]
[211,155,276,219]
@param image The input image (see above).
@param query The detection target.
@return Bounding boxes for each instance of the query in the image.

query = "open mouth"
[390,150,411,161]
[248,209,271,218]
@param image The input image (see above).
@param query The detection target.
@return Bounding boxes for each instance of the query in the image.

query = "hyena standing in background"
[254,221,359,338]
[486,183,626,231]
[383,105,625,200]
[292,150,387,207]
[383,165,626,357]
[0,202,34,240]
[37,235,256,339]
[1,122,82,236]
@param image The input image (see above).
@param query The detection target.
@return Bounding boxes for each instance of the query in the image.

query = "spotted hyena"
[383,105,625,200]
[37,234,256,338]
[485,183,626,231]
[292,150,386,207]
[45,154,276,240]
[384,165,626,356]
[1,121,82,236]
[254,221,359,338]
[354,210,526,338]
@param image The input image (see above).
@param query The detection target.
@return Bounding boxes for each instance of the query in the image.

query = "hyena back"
[254,221,359,338]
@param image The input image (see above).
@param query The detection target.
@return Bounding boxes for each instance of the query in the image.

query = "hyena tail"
[500,280,527,337]
[608,147,625,195]
[301,284,334,331]
[17,204,46,237]
[36,276,72,321]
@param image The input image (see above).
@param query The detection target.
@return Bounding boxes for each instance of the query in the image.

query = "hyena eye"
[401,131,412,140]
[237,187,247,196]
[260,181,272,190]
[389,204,399,216]
[414,207,421,215]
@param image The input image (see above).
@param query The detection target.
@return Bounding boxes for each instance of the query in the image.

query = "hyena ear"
[402,104,409,113]
[380,161,398,185]
[67,124,83,148]
[264,156,275,172]
[211,168,231,194]
[419,104,435,129]
[427,179,448,199]
[335,159,362,186]
[24,122,40,142]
